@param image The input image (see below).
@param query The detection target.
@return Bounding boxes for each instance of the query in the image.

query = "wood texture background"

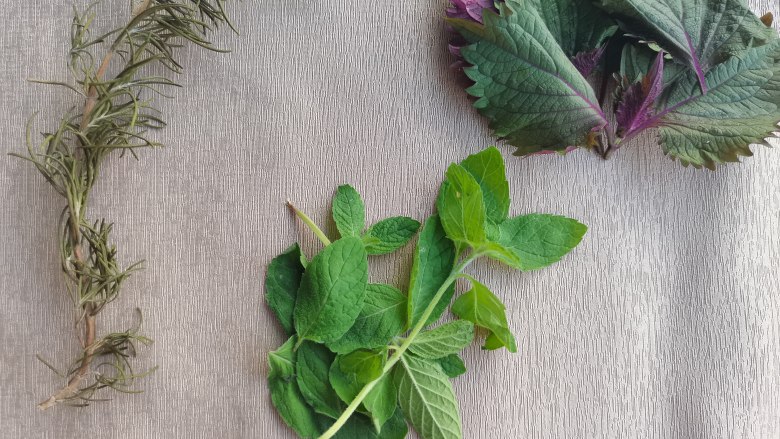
[1,1,779,437]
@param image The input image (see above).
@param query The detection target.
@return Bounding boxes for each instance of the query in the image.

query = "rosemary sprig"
[12,0,233,410]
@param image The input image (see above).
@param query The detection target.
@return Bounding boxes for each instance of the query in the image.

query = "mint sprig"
[265,147,587,439]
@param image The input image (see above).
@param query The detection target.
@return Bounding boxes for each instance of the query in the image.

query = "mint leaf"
[407,215,456,328]
[450,0,607,154]
[597,0,776,92]
[329,354,363,404]
[436,354,467,379]
[658,42,780,169]
[296,341,344,419]
[396,354,462,439]
[265,244,305,335]
[451,279,517,353]
[332,185,366,238]
[437,163,487,249]
[320,409,408,439]
[459,147,509,227]
[295,237,369,343]
[362,373,399,432]
[408,320,475,360]
[339,349,386,383]
[488,214,587,271]
[268,337,322,438]
[328,283,407,354]
[362,216,421,255]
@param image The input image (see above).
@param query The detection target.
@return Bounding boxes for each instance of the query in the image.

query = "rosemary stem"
[287,200,332,246]
[318,255,478,439]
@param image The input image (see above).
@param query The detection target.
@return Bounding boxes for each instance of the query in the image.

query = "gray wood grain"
[1,1,779,438]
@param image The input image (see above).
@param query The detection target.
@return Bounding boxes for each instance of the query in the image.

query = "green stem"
[287,200,331,246]
[318,254,479,439]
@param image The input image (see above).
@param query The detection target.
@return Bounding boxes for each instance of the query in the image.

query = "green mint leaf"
[658,42,780,169]
[407,215,457,328]
[268,337,322,438]
[527,0,616,57]
[459,147,510,227]
[296,340,344,419]
[339,349,386,383]
[319,409,408,439]
[329,354,363,404]
[437,163,487,249]
[328,283,407,354]
[332,184,366,238]
[486,214,587,271]
[362,216,422,255]
[597,0,776,91]
[294,237,369,343]
[451,279,517,353]
[436,354,467,379]
[450,0,607,154]
[362,373,399,433]
[396,354,462,439]
[408,320,475,360]
[265,244,305,335]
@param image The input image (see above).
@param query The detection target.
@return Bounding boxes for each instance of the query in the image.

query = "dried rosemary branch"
[12,0,233,410]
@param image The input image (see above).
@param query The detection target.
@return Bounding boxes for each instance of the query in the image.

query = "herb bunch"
[448,0,780,169]
[13,0,232,410]
[265,147,587,439]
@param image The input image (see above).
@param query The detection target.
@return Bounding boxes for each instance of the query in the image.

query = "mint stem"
[287,200,331,246]
[318,254,479,439]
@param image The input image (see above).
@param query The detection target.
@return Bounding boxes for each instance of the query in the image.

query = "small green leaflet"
[328,284,407,354]
[329,354,363,404]
[437,163,487,250]
[486,214,587,271]
[408,320,475,360]
[268,337,321,438]
[265,243,305,335]
[332,184,366,238]
[436,354,467,379]
[407,215,456,328]
[339,349,386,383]
[362,216,421,255]
[396,354,462,439]
[296,341,344,419]
[451,279,517,353]
[459,147,509,228]
[294,237,369,343]
[362,373,399,433]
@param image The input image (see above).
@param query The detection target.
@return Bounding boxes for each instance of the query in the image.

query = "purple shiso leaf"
[571,45,607,77]
[446,0,496,23]
[615,51,665,138]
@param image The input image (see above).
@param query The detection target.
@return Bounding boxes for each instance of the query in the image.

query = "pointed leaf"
[407,215,457,328]
[408,321,475,360]
[396,354,462,439]
[437,163,487,249]
[616,51,665,137]
[328,284,407,354]
[363,373,399,433]
[268,337,322,438]
[459,146,510,226]
[265,244,305,335]
[339,349,386,383]
[296,341,344,419]
[295,237,369,343]
[451,279,517,352]
[362,216,421,255]
[332,184,366,238]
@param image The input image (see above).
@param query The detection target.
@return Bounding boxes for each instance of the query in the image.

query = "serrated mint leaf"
[295,237,369,343]
[459,147,509,227]
[596,0,776,92]
[332,184,366,238]
[658,42,780,169]
[362,216,421,255]
[363,373,399,433]
[527,0,616,58]
[339,349,386,384]
[450,0,607,154]
[319,409,408,439]
[451,279,517,353]
[396,354,462,439]
[408,215,456,328]
[265,243,305,335]
[437,163,487,249]
[436,354,467,379]
[489,214,587,271]
[328,284,407,354]
[408,320,475,360]
[268,337,321,438]
[296,341,344,419]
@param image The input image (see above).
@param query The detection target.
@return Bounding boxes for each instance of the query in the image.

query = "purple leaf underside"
[616,51,665,138]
